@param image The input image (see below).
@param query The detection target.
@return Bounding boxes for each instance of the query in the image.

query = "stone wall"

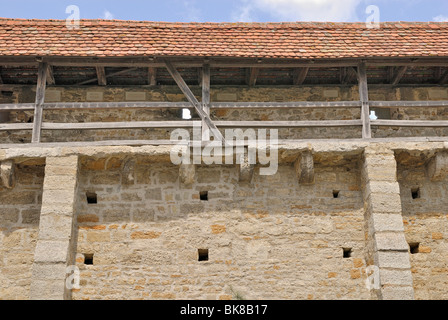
[398,159,448,300]
[71,156,370,300]
[1,85,448,144]
[0,141,447,300]
[0,162,44,299]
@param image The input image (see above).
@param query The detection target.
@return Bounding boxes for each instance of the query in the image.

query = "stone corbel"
[294,151,315,185]
[1,160,15,189]
[239,152,255,183]
[179,164,195,185]
[427,151,448,181]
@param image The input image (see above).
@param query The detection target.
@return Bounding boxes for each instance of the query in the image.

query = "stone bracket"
[239,153,255,183]
[1,160,15,189]
[179,164,195,185]
[427,151,448,181]
[294,151,315,185]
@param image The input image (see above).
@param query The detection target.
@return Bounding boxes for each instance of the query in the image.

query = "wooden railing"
[1,61,448,145]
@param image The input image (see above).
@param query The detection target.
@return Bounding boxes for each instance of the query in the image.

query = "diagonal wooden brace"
[164,60,225,144]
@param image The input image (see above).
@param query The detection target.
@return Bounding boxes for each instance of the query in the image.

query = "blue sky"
[1,0,448,23]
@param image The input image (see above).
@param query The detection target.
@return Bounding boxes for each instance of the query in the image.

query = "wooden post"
[357,62,372,139]
[202,63,211,141]
[31,62,48,143]
[164,60,225,144]
[96,66,107,86]
[148,67,157,86]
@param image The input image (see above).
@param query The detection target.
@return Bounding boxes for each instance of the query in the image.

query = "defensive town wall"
[0,85,447,300]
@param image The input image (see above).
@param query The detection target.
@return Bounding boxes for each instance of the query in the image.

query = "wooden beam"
[164,60,225,143]
[391,66,408,85]
[247,68,259,86]
[31,62,47,143]
[95,66,107,86]
[370,100,448,108]
[36,120,362,131]
[294,151,315,185]
[148,67,157,86]
[202,63,211,140]
[293,67,309,85]
[0,160,15,189]
[214,120,362,128]
[0,123,33,131]
[0,101,363,111]
[46,65,55,85]
[357,62,372,139]
[371,120,448,127]
[42,121,194,130]
[0,67,3,84]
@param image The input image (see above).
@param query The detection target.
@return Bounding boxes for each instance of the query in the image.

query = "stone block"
[366,193,403,214]
[381,286,414,300]
[374,232,409,252]
[31,263,67,281]
[375,251,411,269]
[37,215,75,241]
[34,240,70,263]
[380,268,413,286]
[370,213,405,233]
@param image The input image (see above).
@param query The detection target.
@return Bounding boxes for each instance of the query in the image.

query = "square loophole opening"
[411,188,421,200]
[343,248,353,258]
[200,191,208,201]
[409,243,420,254]
[84,253,94,265]
[198,249,209,262]
[333,190,340,199]
[86,192,98,204]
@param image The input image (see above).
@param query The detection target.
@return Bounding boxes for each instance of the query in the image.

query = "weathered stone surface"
[179,164,195,185]
[294,151,315,185]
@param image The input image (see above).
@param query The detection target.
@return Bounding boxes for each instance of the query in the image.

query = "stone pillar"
[29,156,79,300]
[361,146,414,300]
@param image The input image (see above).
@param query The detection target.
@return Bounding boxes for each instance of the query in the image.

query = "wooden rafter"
[391,66,408,85]
[438,69,448,85]
[293,67,309,85]
[76,67,139,86]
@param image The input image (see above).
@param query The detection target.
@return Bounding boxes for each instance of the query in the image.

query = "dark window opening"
[333,190,340,198]
[200,191,208,201]
[343,248,353,258]
[409,243,420,254]
[84,253,94,265]
[198,249,209,262]
[86,192,97,204]
[1,91,13,97]
[411,188,420,199]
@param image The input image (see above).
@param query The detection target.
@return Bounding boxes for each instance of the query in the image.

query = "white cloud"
[433,15,448,22]
[234,0,362,22]
[103,10,114,20]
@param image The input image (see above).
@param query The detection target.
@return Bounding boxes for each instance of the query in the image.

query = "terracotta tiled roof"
[0,18,448,60]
